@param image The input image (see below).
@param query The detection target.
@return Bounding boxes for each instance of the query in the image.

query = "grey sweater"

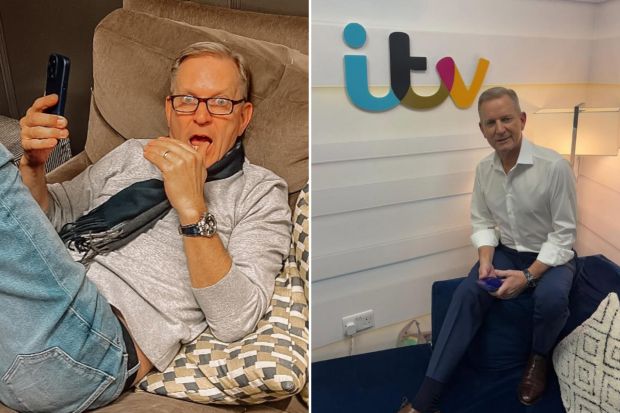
[47,139,291,371]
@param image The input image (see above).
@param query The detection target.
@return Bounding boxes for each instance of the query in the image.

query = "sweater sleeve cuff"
[191,263,260,342]
[537,242,575,266]
[471,228,499,249]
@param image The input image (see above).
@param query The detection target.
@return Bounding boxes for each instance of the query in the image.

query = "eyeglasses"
[169,95,246,115]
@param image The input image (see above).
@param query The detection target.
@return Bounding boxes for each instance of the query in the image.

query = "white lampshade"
[528,107,620,157]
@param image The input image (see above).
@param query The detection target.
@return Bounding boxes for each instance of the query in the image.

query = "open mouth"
[190,135,212,151]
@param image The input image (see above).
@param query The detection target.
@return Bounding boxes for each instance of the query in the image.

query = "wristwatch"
[523,268,537,288]
[178,212,217,237]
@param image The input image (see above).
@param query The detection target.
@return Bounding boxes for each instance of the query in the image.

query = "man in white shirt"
[400,87,577,413]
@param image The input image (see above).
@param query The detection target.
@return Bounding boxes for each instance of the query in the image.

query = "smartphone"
[477,277,504,292]
[43,53,70,115]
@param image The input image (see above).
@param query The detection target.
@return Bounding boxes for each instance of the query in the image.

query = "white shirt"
[470,139,577,266]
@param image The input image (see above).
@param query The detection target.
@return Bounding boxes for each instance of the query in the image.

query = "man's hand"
[143,137,208,223]
[19,94,69,168]
[492,269,528,299]
[479,262,496,279]
[478,245,496,279]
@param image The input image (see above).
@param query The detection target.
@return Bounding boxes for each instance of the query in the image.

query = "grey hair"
[170,42,250,99]
[477,86,522,114]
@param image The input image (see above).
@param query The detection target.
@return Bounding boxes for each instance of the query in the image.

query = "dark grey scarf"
[59,139,244,262]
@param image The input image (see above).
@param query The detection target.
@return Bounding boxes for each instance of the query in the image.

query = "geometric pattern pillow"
[137,184,309,405]
[553,292,620,413]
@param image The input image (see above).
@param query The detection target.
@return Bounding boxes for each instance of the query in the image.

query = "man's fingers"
[197,141,209,159]
[147,138,200,164]
[22,112,67,129]
[22,137,59,150]
[23,125,69,140]
[494,270,508,278]
[30,94,59,112]
[153,137,195,154]
[143,143,170,170]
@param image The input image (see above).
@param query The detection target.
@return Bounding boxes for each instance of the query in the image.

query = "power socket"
[342,309,375,336]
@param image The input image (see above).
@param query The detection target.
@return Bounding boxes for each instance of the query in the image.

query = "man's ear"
[479,121,483,135]
[520,112,527,130]
[237,102,254,137]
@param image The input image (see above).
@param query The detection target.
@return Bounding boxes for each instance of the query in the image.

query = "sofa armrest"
[45,151,92,184]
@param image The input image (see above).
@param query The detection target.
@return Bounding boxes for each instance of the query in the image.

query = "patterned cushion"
[553,292,620,413]
[137,184,309,405]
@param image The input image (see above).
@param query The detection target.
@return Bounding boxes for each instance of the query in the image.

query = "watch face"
[200,212,217,237]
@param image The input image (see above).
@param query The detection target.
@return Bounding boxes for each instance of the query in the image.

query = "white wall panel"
[313,147,490,190]
[580,150,620,193]
[589,36,620,84]
[314,194,471,258]
[312,0,596,39]
[577,176,620,248]
[593,0,620,38]
[315,224,471,281]
[575,224,620,264]
[314,171,474,217]
[313,146,490,189]
[313,134,490,166]
[312,246,477,348]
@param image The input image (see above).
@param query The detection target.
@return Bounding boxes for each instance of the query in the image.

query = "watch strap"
[178,212,217,237]
[523,269,537,288]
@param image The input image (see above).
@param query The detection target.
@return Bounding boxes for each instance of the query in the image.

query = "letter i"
[343,23,400,112]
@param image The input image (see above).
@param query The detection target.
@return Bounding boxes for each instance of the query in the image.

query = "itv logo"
[343,22,490,112]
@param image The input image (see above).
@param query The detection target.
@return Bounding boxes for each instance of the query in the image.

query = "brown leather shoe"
[397,402,417,413]
[518,353,548,405]
[396,401,439,413]
[397,402,419,413]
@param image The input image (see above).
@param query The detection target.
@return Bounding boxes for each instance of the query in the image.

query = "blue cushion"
[560,255,620,340]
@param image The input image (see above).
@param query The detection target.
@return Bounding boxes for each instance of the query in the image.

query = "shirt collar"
[492,137,534,172]
[516,138,534,165]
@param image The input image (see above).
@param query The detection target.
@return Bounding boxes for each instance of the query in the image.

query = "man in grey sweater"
[0,42,290,413]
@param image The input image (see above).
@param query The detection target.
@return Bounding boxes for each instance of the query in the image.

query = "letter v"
[437,57,490,109]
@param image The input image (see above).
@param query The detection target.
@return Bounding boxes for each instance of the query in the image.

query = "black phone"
[43,53,70,115]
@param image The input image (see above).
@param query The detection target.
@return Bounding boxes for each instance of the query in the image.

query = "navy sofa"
[312,255,620,413]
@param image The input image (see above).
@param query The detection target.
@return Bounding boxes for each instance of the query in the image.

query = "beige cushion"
[553,292,620,413]
[123,0,308,54]
[137,185,309,405]
[88,8,308,201]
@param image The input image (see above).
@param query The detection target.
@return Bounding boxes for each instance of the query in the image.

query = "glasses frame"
[168,95,246,115]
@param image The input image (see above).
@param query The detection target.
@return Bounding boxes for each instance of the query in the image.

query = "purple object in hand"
[477,277,504,292]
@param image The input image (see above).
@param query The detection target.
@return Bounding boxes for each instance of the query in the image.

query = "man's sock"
[412,376,444,413]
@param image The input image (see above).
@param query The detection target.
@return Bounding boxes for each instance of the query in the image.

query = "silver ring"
[162,150,171,159]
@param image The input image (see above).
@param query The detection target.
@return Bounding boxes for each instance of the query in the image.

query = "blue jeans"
[0,145,134,412]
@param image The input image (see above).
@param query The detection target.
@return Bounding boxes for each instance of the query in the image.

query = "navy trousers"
[426,244,576,383]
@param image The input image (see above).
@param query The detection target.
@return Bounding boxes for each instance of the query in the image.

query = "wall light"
[528,105,620,168]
